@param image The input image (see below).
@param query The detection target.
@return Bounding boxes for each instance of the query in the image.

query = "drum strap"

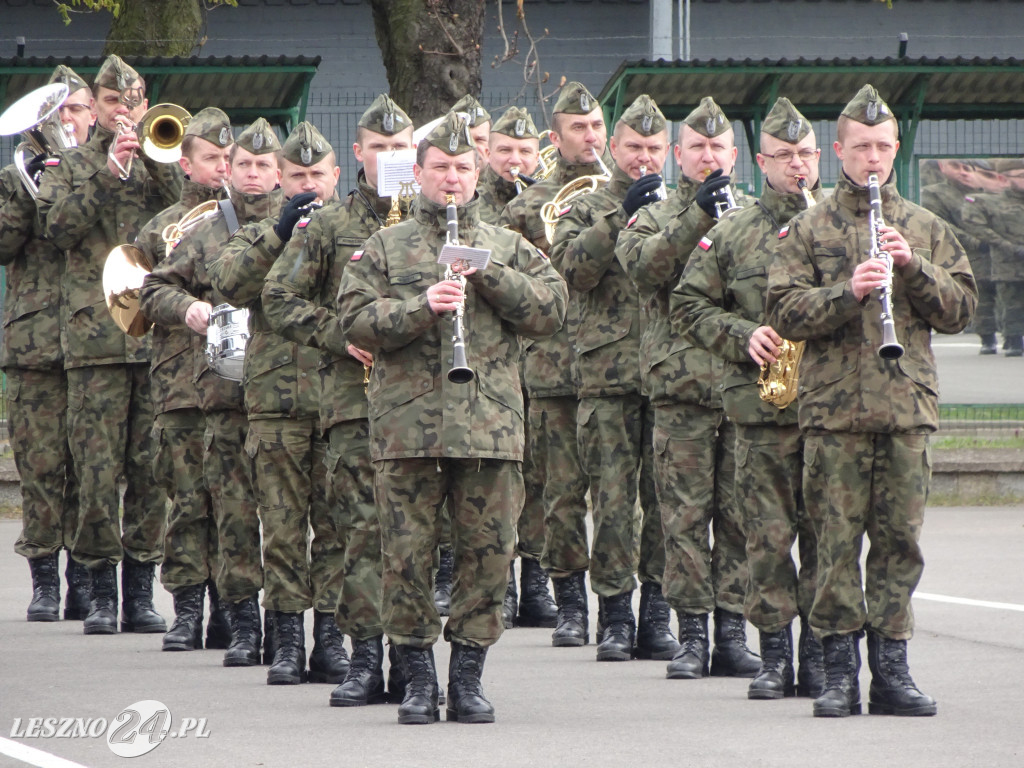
[219,199,240,236]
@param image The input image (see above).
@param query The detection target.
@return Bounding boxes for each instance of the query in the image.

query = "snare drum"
[206,303,249,381]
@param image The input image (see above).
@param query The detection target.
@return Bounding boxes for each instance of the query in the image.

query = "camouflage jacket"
[960,187,1024,282]
[920,179,988,278]
[765,173,977,434]
[477,164,518,225]
[673,182,824,425]
[0,164,63,371]
[263,175,408,429]
[498,153,605,398]
[135,178,224,413]
[140,188,282,414]
[209,203,322,421]
[36,124,182,368]
[338,193,567,462]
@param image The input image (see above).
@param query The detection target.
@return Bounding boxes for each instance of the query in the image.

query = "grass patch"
[929,490,1024,507]
[0,502,21,519]
[940,404,1024,422]
[933,435,1024,450]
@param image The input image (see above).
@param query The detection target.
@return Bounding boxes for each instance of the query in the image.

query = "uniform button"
[119,222,125,228]
[422,382,429,389]
[447,446,454,454]
[447,403,454,411]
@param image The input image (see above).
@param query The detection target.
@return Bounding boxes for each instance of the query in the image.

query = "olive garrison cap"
[683,97,730,138]
[94,54,142,92]
[451,94,490,127]
[358,94,412,136]
[992,157,1024,174]
[553,81,598,116]
[841,84,896,126]
[282,121,333,166]
[185,107,232,147]
[491,106,540,140]
[48,65,89,95]
[235,117,278,155]
[420,111,474,157]
[617,94,666,137]
[762,97,812,143]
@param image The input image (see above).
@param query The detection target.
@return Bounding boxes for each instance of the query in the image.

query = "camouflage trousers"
[8,368,78,559]
[204,410,261,604]
[654,403,746,615]
[517,392,544,560]
[972,279,997,336]
[736,423,816,632]
[804,432,929,641]
[245,417,335,613]
[66,364,165,570]
[577,393,661,597]
[153,409,215,592]
[375,457,521,649]
[533,395,590,576]
[326,418,382,640]
[996,280,1024,337]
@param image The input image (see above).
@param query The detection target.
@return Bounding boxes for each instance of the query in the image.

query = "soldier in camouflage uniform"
[960,158,1024,356]
[550,94,678,663]
[476,106,540,225]
[498,82,609,644]
[452,94,491,160]
[36,55,182,636]
[2,66,94,623]
[209,122,350,687]
[338,112,567,725]
[766,85,977,718]
[674,98,825,699]
[262,94,415,707]
[142,117,281,666]
[920,160,997,353]
[134,107,233,652]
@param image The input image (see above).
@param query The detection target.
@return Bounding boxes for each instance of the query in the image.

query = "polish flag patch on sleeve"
[558,204,572,217]
[778,225,790,239]
[350,250,363,261]
[626,213,639,229]
[45,158,61,167]
[698,236,713,251]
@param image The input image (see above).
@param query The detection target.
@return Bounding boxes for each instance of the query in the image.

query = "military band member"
[476,106,540,225]
[36,54,182,636]
[674,98,825,699]
[452,94,491,160]
[262,94,415,707]
[766,85,976,718]
[618,96,759,680]
[338,112,567,725]
[550,94,676,663]
[2,65,93,623]
[210,122,350,686]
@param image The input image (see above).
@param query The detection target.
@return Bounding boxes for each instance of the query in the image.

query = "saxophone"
[756,177,812,409]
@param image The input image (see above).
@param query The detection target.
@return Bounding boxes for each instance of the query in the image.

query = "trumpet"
[444,194,474,384]
[0,82,76,198]
[867,173,905,360]
[639,165,668,201]
[109,103,191,180]
[511,166,525,194]
[705,168,741,220]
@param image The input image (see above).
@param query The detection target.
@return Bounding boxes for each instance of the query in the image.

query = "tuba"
[0,82,76,198]
[540,149,611,244]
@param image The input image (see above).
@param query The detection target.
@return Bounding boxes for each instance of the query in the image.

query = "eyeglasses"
[59,103,92,115]
[762,148,820,163]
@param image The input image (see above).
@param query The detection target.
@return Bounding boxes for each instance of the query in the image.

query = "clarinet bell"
[448,342,474,384]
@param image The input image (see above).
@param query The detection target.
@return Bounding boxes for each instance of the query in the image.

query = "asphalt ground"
[932,331,1024,405]
[1,505,1022,768]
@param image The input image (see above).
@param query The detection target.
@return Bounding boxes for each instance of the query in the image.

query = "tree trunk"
[104,0,204,57]
[369,0,487,126]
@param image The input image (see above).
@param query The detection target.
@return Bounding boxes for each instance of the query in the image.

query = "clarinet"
[444,195,474,384]
[867,173,905,360]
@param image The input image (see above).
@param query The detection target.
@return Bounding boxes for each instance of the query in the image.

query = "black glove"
[25,152,48,185]
[516,172,538,187]
[695,168,733,219]
[274,192,318,242]
[622,174,663,217]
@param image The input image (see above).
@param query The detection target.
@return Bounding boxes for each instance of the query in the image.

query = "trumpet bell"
[139,104,191,163]
[103,244,154,337]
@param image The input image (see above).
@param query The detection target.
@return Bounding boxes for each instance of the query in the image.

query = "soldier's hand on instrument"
[107,129,140,178]
[622,174,663,216]
[273,192,318,243]
[877,225,912,267]
[347,344,373,367]
[695,168,732,219]
[749,325,784,366]
[428,279,466,315]
[25,152,48,184]
[185,300,212,335]
[852,258,890,302]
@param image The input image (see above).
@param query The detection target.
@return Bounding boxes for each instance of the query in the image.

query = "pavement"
[1,507,1023,768]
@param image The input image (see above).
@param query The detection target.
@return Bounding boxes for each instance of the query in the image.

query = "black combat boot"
[551,571,589,647]
[267,611,307,685]
[120,558,166,633]
[263,611,276,665]
[331,635,386,707]
[596,592,635,661]
[710,608,761,677]
[387,643,407,702]
[748,624,796,700]
[434,545,454,617]
[162,583,204,651]
[223,595,262,667]
[83,563,118,635]
[517,558,557,628]
[666,612,709,679]
[27,552,61,622]
[63,556,91,620]
[813,633,862,717]
[797,616,825,698]
[447,643,495,723]
[1005,336,1024,357]
[979,333,998,355]
[502,562,518,629]
[866,632,937,716]
[308,611,351,684]
[635,582,680,660]
[205,580,232,650]
[394,645,440,724]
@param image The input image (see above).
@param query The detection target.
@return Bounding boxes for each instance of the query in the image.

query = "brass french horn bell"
[103,243,154,337]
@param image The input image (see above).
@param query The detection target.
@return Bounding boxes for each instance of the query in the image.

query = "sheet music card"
[438,244,491,271]
[377,150,419,198]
